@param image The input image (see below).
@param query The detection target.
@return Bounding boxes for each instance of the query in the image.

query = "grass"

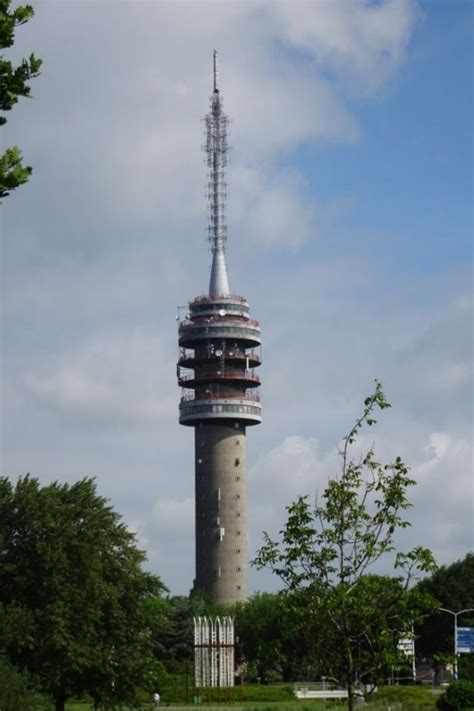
[66,701,437,711]
[65,686,439,710]
[66,701,348,711]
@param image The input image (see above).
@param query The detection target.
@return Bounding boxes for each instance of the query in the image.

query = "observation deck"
[177,294,262,426]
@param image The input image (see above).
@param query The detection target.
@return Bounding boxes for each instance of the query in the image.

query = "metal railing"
[179,352,261,366]
[192,293,248,304]
[181,392,261,404]
[180,316,260,329]
[179,369,260,384]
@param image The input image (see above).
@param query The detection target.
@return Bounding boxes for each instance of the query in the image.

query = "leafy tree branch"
[0,0,42,199]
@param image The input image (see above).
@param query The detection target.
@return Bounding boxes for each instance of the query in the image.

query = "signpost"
[440,608,474,680]
[457,627,474,655]
[397,633,416,683]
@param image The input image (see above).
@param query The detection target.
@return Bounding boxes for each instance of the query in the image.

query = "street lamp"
[439,608,474,681]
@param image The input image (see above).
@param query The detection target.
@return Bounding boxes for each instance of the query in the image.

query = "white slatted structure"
[194,614,202,690]
[193,616,235,688]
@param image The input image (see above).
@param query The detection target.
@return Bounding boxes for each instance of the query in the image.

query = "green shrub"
[369,684,436,709]
[240,684,295,702]
[436,680,474,710]
[0,654,53,711]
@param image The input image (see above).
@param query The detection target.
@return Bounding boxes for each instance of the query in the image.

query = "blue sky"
[1,0,472,594]
[290,0,472,272]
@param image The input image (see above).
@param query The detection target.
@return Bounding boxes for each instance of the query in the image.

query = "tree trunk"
[345,642,355,711]
[54,692,66,711]
[347,681,354,711]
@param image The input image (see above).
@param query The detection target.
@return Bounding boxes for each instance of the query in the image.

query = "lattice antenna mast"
[205,50,230,297]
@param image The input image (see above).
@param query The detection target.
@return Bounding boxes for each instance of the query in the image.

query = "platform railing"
[179,316,260,329]
[178,369,260,384]
[179,354,261,367]
[180,392,261,404]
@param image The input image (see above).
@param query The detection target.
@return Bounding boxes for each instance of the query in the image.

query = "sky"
[1,0,473,595]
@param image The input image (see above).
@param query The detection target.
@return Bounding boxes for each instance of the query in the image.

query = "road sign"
[457,627,474,654]
[398,636,415,657]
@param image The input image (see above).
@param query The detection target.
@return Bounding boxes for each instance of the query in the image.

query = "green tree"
[234,591,313,682]
[0,475,166,711]
[154,592,213,666]
[254,381,437,710]
[234,592,286,681]
[416,554,474,680]
[0,0,42,199]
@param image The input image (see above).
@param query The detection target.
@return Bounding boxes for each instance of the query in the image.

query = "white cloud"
[145,497,195,592]
[22,335,175,428]
[7,0,412,229]
[272,0,419,90]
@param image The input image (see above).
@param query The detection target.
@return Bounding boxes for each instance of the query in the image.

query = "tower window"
[236,548,241,554]
[236,530,241,536]
[235,440,240,446]
[237,585,241,591]
[235,494,240,500]
[236,512,240,518]
[235,475,240,482]
[236,566,241,572]
[235,458,240,466]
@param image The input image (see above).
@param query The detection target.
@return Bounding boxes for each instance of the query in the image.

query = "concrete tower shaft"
[194,424,248,601]
[177,53,261,604]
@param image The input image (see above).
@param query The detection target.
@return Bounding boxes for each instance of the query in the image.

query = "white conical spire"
[209,244,230,296]
[205,50,230,297]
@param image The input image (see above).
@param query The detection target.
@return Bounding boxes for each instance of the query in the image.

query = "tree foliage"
[0,0,42,199]
[416,554,474,680]
[253,381,437,710]
[153,591,215,667]
[0,475,166,711]
[234,592,288,681]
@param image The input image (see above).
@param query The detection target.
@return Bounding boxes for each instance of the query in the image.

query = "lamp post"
[439,608,474,681]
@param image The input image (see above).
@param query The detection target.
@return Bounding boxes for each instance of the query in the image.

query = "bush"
[0,654,53,711]
[369,684,436,709]
[436,680,474,710]
[240,684,295,702]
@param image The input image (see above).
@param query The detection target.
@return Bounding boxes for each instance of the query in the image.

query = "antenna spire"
[204,51,230,297]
